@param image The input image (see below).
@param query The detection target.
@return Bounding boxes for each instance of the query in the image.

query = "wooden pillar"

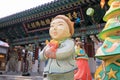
[17,48,22,72]
[18,48,22,61]
[32,41,39,72]
[84,42,95,57]
[34,46,39,60]
[83,35,96,74]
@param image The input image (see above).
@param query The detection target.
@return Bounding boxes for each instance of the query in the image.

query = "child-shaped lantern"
[74,38,92,80]
[39,15,77,80]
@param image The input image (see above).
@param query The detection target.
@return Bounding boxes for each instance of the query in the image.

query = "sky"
[0,0,54,18]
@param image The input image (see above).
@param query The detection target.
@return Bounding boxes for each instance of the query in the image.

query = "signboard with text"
[23,6,84,33]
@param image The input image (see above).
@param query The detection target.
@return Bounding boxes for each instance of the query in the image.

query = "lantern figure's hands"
[44,40,59,59]
[45,46,56,59]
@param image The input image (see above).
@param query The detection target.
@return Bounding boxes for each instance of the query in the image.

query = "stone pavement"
[0,71,94,80]
[0,75,43,80]
[0,75,95,80]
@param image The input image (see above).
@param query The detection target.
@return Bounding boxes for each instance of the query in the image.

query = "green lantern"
[86,7,94,16]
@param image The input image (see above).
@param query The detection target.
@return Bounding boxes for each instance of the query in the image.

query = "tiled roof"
[0,0,100,28]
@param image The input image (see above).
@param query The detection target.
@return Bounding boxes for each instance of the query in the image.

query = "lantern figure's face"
[49,19,71,40]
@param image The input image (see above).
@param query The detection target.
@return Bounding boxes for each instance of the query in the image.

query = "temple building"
[0,0,109,75]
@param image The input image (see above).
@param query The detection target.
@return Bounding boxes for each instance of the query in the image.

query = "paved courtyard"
[0,71,95,80]
[0,75,43,80]
[0,75,94,80]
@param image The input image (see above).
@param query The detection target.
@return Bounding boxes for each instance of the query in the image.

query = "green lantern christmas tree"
[95,0,120,80]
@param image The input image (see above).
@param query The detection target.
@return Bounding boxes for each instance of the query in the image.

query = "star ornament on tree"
[107,68,117,79]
